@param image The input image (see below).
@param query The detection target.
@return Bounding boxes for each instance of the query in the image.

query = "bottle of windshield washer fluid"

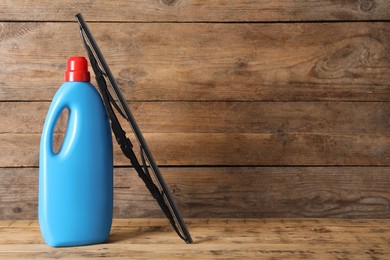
[39,56,113,247]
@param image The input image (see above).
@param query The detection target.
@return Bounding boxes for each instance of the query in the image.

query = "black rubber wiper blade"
[75,13,193,244]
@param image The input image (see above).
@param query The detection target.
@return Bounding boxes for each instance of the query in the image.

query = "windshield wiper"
[75,13,193,244]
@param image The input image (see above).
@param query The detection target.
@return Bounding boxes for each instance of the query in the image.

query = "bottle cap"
[64,56,90,82]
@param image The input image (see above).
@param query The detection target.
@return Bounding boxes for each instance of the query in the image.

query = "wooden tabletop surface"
[0,218,389,259]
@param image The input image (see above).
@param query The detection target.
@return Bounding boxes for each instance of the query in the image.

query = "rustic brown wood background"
[0,1,389,220]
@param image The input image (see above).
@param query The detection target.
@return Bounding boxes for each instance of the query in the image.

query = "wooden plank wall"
[0,1,389,220]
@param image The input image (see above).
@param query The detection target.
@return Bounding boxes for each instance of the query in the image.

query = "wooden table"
[0,218,389,259]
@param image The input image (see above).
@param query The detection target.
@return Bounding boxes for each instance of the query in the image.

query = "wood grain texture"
[1,101,388,166]
[1,102,389,134]
[1,167,389,219]
[0,0,389,21]
[0,219,389,259]
[0,22,388,101]
[1,1,389,223]
[1,132,388,167]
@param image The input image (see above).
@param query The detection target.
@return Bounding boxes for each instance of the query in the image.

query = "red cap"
[64,56,90,82]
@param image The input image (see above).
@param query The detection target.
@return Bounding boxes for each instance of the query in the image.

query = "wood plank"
[1,243,389,260]
[1,22,389,101]
[1,219,390,246]
[0,219,389,259]
[1,101,389,134]
[1,218,389,245]
[1,167,389,219]
[2,218,390,228]
[0,0,389,21]
[1,132,389,167]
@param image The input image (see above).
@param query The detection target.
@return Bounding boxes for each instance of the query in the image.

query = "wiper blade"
[75,13,193,244]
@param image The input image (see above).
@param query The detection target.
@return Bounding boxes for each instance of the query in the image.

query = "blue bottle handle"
[42,88,75,159]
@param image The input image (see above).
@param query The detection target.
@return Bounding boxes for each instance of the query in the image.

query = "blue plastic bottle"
[39,56,113,247]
